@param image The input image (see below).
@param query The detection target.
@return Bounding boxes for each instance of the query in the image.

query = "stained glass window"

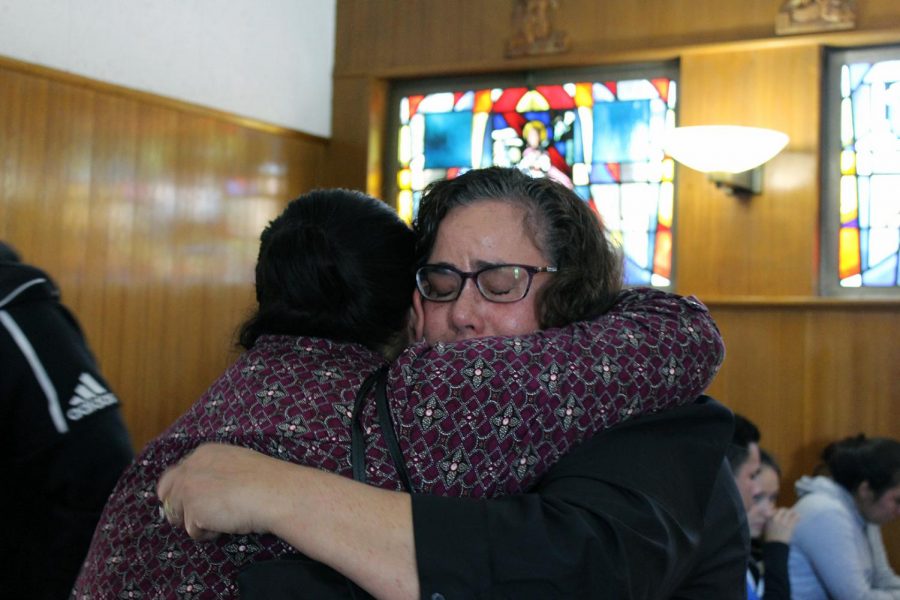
[389,64,678,287]
[822,46,900,294]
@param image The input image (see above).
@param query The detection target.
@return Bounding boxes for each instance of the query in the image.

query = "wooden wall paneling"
[4,73,50,266]
[676,46,821,297]
[705,306,808,466]
[1,58,328,450]
[334,0,900,78]
[325,76,376,191]
[802,308,900,442]
[88,92,140,387]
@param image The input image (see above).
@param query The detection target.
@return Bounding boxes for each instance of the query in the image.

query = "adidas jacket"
[0,260,133,600]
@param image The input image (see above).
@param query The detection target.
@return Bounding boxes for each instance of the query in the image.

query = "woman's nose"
[448,278,483,339]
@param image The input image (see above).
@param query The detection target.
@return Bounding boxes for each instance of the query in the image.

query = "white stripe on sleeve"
[0,309,69,433]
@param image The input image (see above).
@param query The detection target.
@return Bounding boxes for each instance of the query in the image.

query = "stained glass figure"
[393,71,678,287]
[836,56,900,288]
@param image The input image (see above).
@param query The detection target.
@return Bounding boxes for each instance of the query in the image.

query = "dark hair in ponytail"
[821,434,900,497]
[238,189,415,357]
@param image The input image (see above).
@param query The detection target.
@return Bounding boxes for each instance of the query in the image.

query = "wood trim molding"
[0,54,329,143]
[699,295,900,309]
[334,27,900,80]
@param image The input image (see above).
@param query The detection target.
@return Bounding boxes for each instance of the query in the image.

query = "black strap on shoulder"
[350,365,413,492]
[374,367,413,493]
[350,368,381,484]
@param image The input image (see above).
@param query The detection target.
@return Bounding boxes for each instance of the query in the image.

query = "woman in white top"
[789,435,900,600]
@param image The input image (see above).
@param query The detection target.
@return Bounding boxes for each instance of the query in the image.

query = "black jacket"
[239,396,748,599]
[0,261,133,600]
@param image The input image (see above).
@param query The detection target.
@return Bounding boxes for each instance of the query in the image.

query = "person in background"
[728,413,763,513]
[789,435,900,600]
[160,167,747,600]
[0,241,133,599]
[728,414,774,600]
[747,448,799,600]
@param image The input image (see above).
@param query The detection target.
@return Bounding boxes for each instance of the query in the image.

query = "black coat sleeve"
[761,541,791,600]
[1,272,134,600]
[412,397,749,600]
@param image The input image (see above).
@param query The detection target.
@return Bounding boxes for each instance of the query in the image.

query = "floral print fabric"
[73,287,724,598]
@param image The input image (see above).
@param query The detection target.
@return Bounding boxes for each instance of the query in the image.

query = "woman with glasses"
[156,168,739,599]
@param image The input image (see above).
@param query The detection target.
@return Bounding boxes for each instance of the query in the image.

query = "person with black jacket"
[159,168,748,599]
[0,241,133,599]
[730,415,797,600]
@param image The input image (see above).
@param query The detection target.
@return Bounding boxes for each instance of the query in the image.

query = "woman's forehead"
[431,200,547,265]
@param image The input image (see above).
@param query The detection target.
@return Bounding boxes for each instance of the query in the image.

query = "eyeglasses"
[415,263,557,303]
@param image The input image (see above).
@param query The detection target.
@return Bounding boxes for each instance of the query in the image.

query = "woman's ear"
[411,290,426,342]
[857,480,874,501]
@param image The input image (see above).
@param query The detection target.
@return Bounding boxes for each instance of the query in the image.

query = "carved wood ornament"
[506,0,570,58]
[775,0,857,35]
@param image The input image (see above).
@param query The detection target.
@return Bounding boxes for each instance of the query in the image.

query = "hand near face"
[157,443,293,541]
[763,507,799,544]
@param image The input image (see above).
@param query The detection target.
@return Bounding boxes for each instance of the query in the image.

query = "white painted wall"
[0,0,335,137]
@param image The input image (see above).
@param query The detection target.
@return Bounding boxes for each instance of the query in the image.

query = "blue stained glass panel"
[424,112,473,169]
[591,163,616,184]
[832,48,900,290]
[861,253,898,285]
[592,100,652,163]
[867,228,900,268]
[623,256,652,285]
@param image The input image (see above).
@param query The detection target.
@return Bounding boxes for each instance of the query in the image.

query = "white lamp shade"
[664,126,790,174]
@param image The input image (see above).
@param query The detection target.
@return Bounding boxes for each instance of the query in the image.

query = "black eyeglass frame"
[415,263,558,303]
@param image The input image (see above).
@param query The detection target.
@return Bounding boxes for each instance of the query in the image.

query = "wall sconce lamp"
[664,126,790,196]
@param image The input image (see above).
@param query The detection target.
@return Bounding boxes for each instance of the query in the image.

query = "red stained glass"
[536,85,576,109]
[604,81,618,97]
[547,146,570,175]
[606,163,621,183]
[492,88,528,112]
[651,78,669,102]
[653,228,672,279]
[502,111,527,133]
[587,197,602,220]
[408,95,425,119]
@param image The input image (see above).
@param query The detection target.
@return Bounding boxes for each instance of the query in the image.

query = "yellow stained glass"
[574,83,593,107]
[840,150,856,175]
[515,90,550,112]
[838,227,860,279]
[474,90,493,113]
[658,182,674,228]
[397,190,414,224]
[472,113,489,168]
[840,97,854,147]
[397,168,412,191]
[839,175,858,224]
[662,158,675,182]
[398,126,411,165]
